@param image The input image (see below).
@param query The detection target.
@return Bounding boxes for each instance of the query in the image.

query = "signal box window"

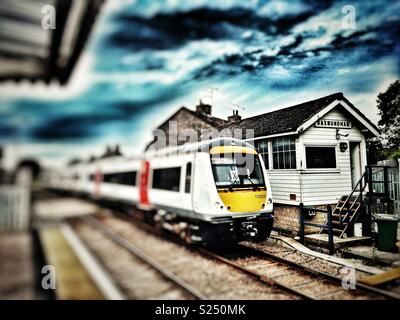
[272,136,296,169]
[306,147,337,169]
[254,139,269,170]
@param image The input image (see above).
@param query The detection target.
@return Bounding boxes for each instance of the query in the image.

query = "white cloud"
[259,0,310,19]
[94,40,240,85]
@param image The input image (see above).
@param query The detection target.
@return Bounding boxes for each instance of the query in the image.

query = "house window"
[254,139,269,169]
[306,147,337,169]
[152,167,181,191]
[272,136,296,169]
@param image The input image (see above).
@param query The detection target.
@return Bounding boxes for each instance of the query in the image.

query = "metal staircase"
[327,194,363,238]
[320,166,393,238]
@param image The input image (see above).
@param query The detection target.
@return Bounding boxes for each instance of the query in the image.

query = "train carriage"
[94,157,141,205]
[142,138,274,247]
[45,138,274,249]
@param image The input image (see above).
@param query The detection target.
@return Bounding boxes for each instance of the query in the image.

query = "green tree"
[366,137,386,165]
[377,80,400,158]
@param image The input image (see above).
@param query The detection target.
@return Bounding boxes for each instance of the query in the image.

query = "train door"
[181,161,194,215]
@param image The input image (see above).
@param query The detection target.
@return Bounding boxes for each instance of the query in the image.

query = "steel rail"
[79,215,207,300]
[240,244,400,300]
[113,213,315,299]
[197,247,314,300]
[83,208,400,300]
[123,213,399,300]
[88,212,312,299]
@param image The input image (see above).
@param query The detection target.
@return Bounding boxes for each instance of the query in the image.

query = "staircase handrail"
[339,170,367,216]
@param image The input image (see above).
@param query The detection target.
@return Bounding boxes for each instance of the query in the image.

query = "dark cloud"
[0,122,16,138]
[3,0,399,151]
[27,84,185,141]
[190,12,399,82]
[30,114,121,141]
[106,7,318,51]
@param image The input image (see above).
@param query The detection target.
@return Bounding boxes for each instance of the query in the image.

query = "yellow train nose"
[218,189,267,212]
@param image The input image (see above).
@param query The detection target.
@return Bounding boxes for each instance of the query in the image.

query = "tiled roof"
[183,107,228,129]
[229,92,344,138]
[154,92,379,141]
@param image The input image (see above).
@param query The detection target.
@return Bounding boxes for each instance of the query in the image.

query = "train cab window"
[185,163,192,193]
[211,153,265,189]
[152,167,181,191]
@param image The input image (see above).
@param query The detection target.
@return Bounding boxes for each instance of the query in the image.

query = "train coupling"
[240,221,258,238]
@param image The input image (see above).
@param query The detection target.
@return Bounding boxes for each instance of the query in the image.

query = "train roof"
[145,138,255,157]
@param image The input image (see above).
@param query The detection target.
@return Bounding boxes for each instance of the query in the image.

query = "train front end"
[193,139,274,247]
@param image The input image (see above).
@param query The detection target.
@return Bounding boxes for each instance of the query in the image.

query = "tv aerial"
[230,103,245,116]
[202,87,219,105]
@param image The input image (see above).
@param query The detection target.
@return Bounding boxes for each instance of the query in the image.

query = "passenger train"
[44,138,274,248]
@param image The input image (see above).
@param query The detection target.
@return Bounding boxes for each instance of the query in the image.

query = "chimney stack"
[228,109,241,123]
[195,99,212,115]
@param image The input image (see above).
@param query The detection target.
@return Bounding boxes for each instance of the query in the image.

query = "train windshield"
[211,153,265,189]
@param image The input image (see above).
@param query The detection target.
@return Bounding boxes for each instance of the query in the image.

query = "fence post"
[367,166,373,193]
[383,166,391,214]
[299,203,305,245]
[366,166,373,227]
[398,159,400,212]
[327,204,334,255]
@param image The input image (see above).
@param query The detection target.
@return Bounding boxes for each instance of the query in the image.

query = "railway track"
[199,246,398,300]
[239,242,400,300]
[33,191,400,300]
[74,215,207,300]
[74,214,300,299]
[109,210,400,300]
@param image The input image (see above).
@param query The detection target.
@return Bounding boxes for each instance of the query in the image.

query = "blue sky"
[0,0,399,168]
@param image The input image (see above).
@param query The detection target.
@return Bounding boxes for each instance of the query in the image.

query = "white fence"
[0,186,31,231]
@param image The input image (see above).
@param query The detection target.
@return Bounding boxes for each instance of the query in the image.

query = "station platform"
[0,232,34,299]
[271,233,383,274]
[39,225,103,299]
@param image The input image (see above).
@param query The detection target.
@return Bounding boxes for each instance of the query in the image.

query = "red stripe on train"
[139,161,151,206]
[94,169,102,197]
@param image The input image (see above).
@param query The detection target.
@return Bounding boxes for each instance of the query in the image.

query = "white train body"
[44,138,274,246]
[96,157,140,204]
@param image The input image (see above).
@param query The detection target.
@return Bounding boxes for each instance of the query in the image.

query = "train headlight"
[215,202,221,209]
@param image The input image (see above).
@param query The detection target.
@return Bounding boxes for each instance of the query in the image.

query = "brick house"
[146,93,380,236]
